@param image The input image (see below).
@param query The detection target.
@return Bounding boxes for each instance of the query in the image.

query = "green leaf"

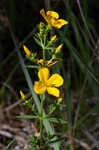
[46,117,67,124]
[25,148,34,150]
[34,37,42,47]
[27,65,39,69]
[48,136,65,144]
[16,115,39,119]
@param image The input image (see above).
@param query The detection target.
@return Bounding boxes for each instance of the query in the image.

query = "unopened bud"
[23,45,31,56]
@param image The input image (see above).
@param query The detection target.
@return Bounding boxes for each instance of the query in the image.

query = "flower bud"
[23,45,31,56]
[51,35,57,42]
[20,90,26,100]
[55,44,63,53]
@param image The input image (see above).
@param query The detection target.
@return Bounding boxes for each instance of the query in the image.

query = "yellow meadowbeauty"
[23,45,31,56]
[34,68,64,97]
[20,90,26,100]
[51,35,57,42]
[55,43,63,53]
[40,9,68,29]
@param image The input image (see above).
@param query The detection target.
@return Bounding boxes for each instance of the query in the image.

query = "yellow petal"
[23,45,31,56]
[47,87,60,97]
[47,74,64,87]
[34,81,46,94]
[40,9,46,17]
[40,9,49,23]
[47,11,59,19]
[48,17,57,26]
[38,68,50,83]
[53,19,68,29]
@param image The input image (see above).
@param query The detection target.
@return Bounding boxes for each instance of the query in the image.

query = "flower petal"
[47,87,60,97]
[38,68,50,83]
[34,81,46,94]
[40,9,46,18]
[53,19,68,29]
[40,9,49,23]
[47,11,59,19]
[47,74,64,87]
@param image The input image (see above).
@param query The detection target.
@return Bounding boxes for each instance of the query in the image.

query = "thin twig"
[3,92,31,112]
[44,0,51,11]
[0,82,19,100]
[68,130,75,150]
[65,135,91,150]
[73,73,88,134]
[0,130,13,138]
[81,128,99,149]
[72,137,92,150]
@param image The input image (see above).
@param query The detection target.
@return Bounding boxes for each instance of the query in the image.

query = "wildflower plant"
[19,9,68,150]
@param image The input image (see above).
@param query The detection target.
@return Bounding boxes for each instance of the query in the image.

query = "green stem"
[43,34,46,60]
[40,96,45,149]
[43,47,45,60]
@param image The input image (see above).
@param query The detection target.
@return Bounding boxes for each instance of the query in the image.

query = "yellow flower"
[55,43,63,53]
[23,45,31,56]
[51,35,57,42]
[34,68,64,97]
[20,90,26,100]
[40,9,68,29]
